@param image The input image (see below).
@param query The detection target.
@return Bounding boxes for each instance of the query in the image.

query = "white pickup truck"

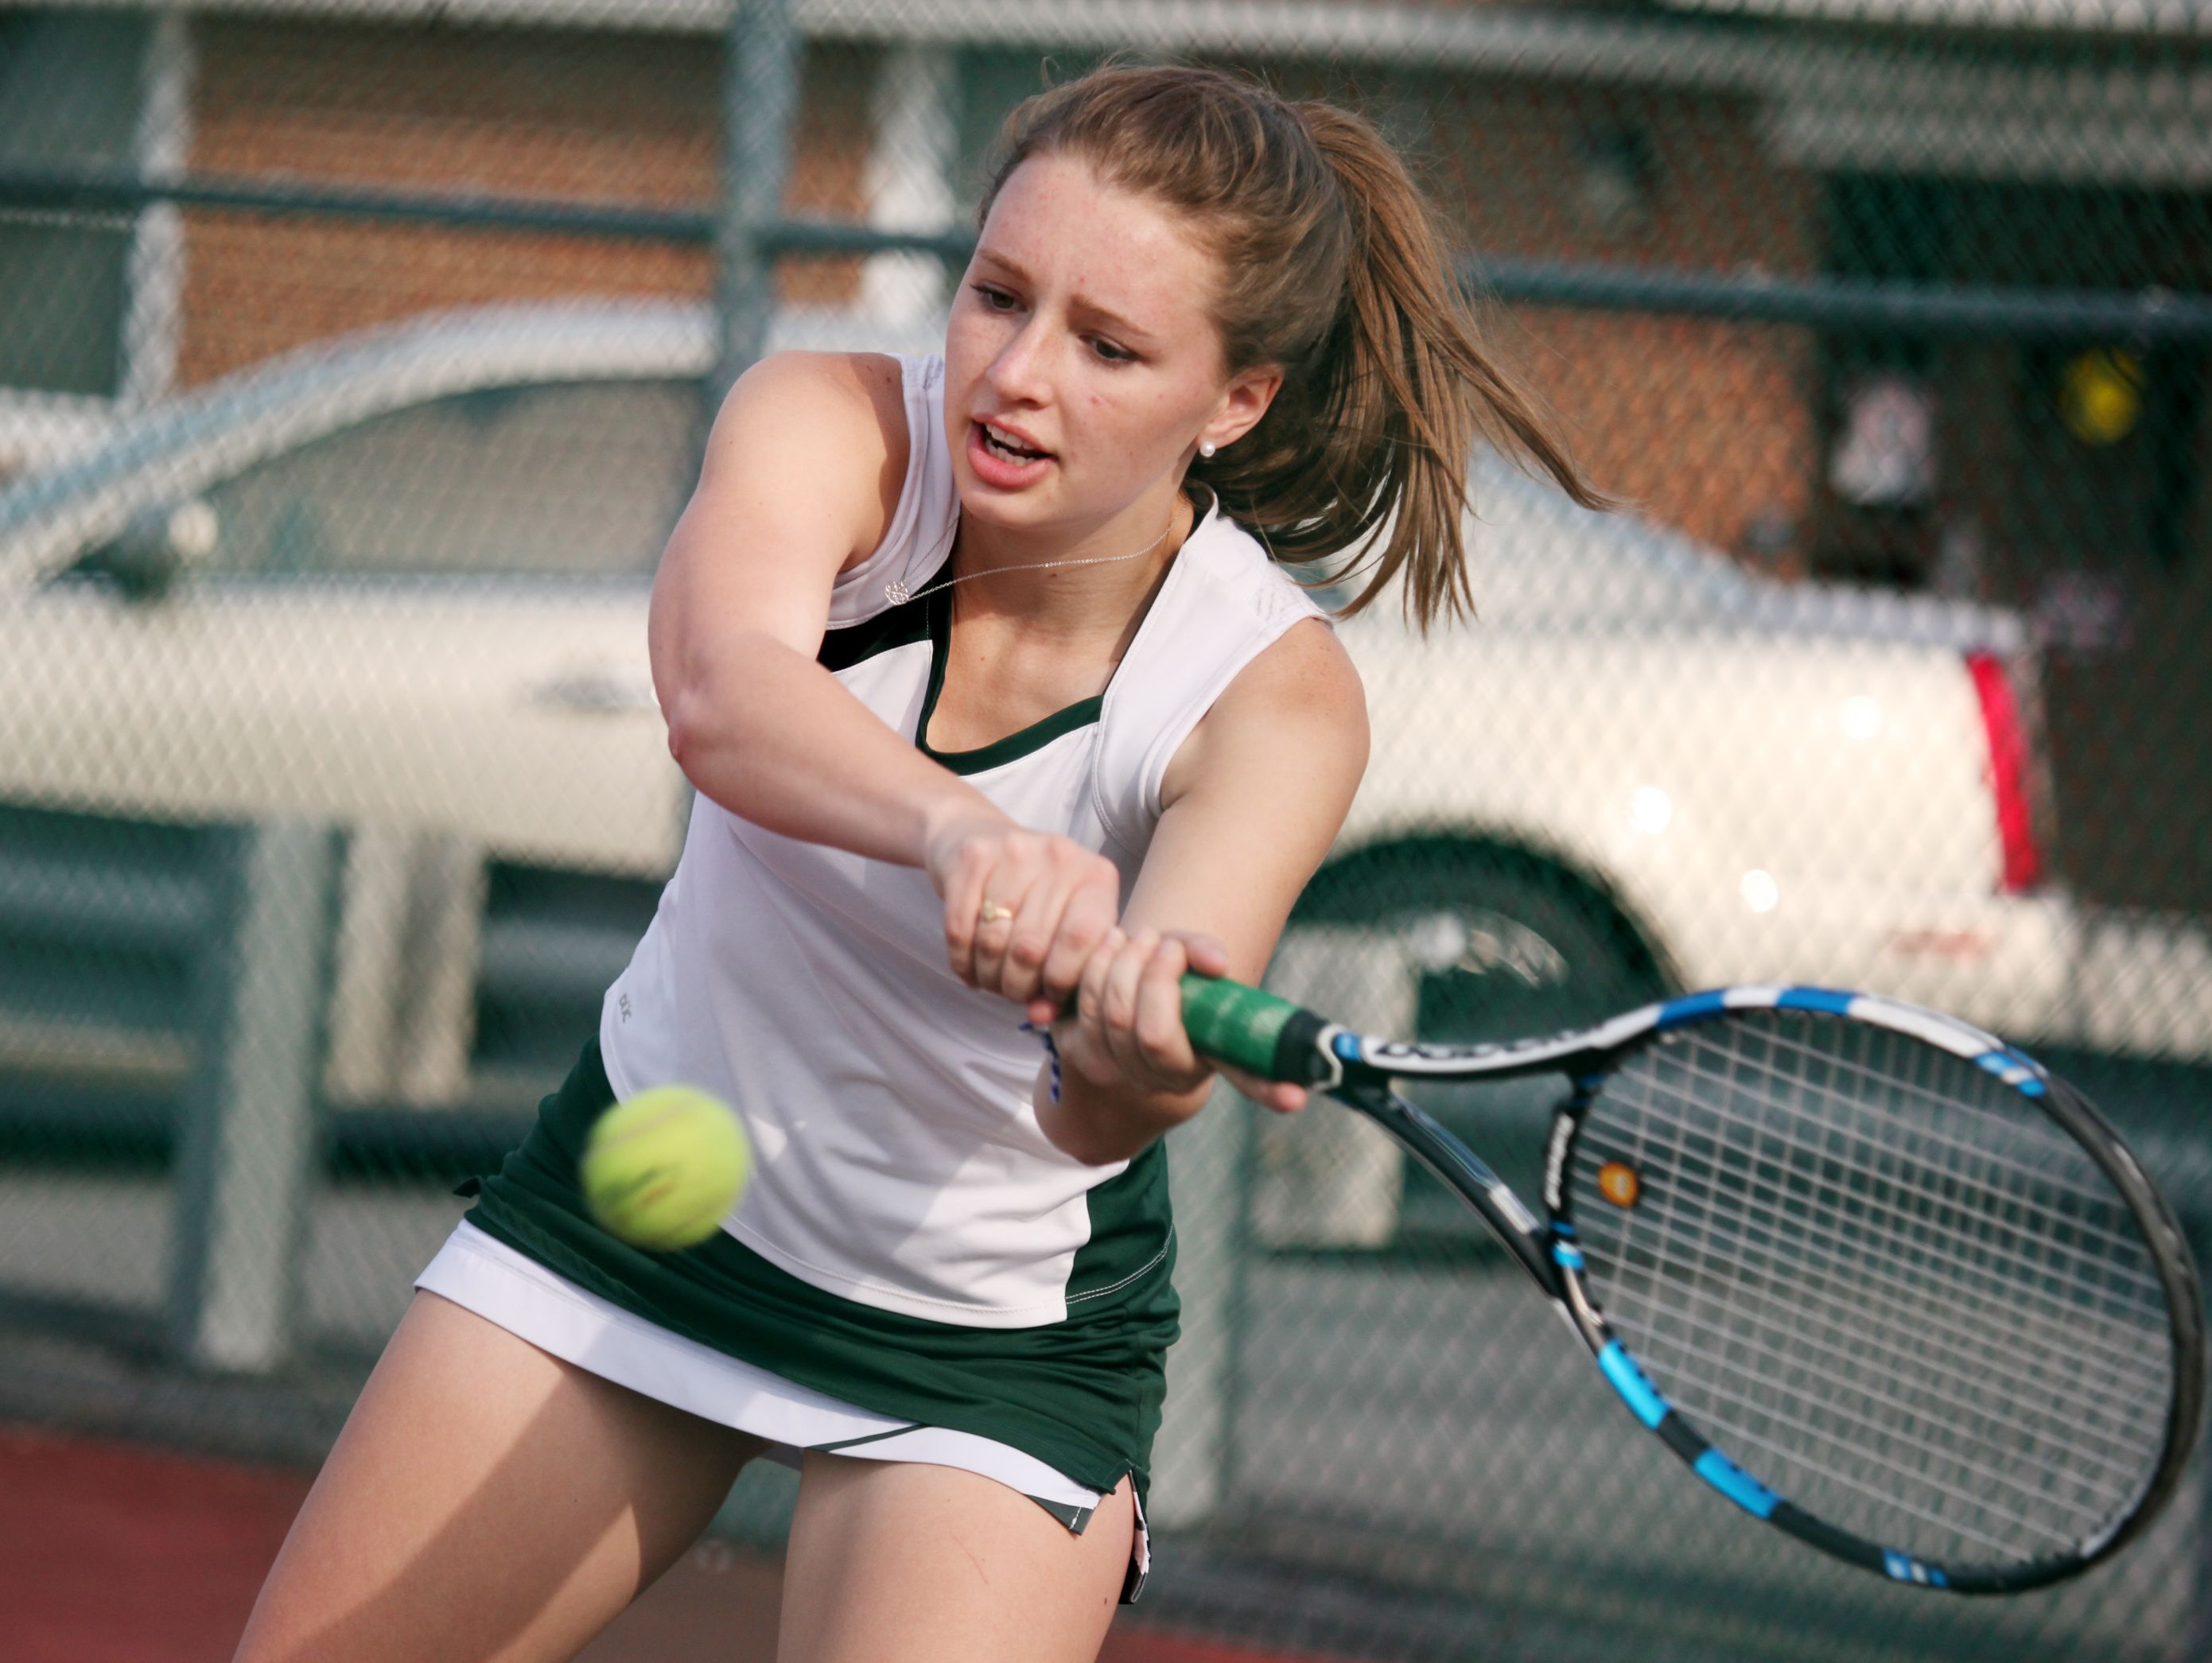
[0,301,2076,1118]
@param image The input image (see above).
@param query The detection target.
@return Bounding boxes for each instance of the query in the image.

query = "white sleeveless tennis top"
[601,352,1328,1328]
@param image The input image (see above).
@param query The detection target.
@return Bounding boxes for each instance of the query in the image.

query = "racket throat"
[1339,1082,1564,1296]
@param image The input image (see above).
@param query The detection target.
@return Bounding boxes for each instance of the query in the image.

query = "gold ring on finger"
[979,900,1013,925]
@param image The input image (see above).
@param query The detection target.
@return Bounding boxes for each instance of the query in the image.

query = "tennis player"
[234,64,1604,1663]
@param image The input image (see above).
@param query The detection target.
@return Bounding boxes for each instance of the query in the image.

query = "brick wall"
[173,21,1824,564]
[1425,76,1821,563]
[179,17,871,385]
[1248,60,1822,563]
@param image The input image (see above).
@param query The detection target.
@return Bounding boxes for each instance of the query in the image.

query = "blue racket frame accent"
[1596,1339,1790,1521]
[1775,985,1858,1015]
[1694,1448,1782,1519]
[1596,1340,1670,1430]
[1654,989,1730,1029]
[1884,1551,1950,1588]
[1974,1047,2049,1094]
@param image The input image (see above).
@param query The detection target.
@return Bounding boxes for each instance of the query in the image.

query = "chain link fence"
[2,2,2207,1657]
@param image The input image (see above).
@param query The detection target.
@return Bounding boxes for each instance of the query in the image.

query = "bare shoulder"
[1231,613,1366,713]
[1203,616,1368,747]
[766,348,907,440]
[712,349,911,468]
[699,351,911,565]
[1160,616,1370,810]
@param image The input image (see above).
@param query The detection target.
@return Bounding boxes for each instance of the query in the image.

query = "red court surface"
[0,1424,1314,1663]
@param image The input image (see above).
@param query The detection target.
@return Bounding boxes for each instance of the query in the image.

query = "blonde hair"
[982,64,1616,629]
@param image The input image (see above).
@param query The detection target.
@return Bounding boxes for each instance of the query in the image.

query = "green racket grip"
[1179,973,1337,1086]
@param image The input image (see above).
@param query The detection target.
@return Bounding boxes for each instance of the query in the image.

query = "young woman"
[233,64,1604,1663]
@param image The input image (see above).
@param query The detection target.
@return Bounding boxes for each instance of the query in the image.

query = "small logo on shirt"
[619,993,633,1024]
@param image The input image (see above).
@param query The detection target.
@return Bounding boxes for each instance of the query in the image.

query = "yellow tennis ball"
[581,1086,751,1251]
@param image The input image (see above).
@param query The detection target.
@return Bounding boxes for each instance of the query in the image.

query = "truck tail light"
[1965,651,2043,894]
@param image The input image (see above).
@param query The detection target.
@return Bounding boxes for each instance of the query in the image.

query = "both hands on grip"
[921,808,1306,1144]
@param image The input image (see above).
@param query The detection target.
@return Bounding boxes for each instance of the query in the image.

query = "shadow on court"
[0,1424,1320,1663]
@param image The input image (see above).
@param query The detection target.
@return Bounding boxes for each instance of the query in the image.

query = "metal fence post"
[1151,1084,1250,1530]
[715,0,800,402]
[860,44,959,327]
[168,820,337,1374]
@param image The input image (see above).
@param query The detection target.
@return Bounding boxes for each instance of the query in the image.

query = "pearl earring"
[1199,440,1217,459]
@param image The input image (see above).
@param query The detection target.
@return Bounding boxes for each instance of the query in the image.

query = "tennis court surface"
[0,1423,1330,1663]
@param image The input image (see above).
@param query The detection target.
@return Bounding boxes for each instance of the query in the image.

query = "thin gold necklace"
[884,507,1183,608]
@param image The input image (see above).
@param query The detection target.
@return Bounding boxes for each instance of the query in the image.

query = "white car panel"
[0,584,679,872]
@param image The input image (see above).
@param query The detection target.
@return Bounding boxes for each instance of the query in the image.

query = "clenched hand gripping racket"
[1180,974,2205,1593]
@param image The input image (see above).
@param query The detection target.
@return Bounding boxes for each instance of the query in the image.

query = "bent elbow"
[655,628,803,775]
[659,678,726,778]
[659,692,700,769]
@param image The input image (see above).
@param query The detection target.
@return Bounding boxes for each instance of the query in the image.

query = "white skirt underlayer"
[414,1222,1150,1592]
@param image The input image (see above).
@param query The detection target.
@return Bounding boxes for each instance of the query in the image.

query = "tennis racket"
[1180,973,2205,1594]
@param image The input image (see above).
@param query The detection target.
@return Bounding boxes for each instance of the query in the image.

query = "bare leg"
[777,1454,1134,1663]
[233,1290,766,1663]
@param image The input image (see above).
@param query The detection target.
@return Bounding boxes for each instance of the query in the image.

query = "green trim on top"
[923,693,1105,775]
[916,584,1103,775]
[817,590,934,672]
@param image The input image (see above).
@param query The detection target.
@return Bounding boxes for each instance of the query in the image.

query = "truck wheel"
[1278,845,1666,1239]
[1290,843,1662,1045]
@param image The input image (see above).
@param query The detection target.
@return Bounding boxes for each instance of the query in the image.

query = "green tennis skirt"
[425,1035,1180,1595]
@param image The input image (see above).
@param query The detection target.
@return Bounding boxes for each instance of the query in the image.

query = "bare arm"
[650,350,995,867]
[650,351,1125,1001]
[1037,617,1370,1165]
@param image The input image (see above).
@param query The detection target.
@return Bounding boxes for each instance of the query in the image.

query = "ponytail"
[982,64,1619,631]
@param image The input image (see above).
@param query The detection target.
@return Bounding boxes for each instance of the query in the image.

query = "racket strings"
[1659,1388,2056,1555]
[1598,1188,2158,1482]
[1738,1031,2158,1273]
[1613,1028,2164,1370]
[1594,1206,2152,1478]
[1589,1185,2146,1558]
[1658,1024,2163,1276]
[1567,1012,2173,1568]
[1587,1074,2156,1456]
[1593,1244,2148,1521]
[1596,1052,2163,1397]
[1654,1026,2167,1530]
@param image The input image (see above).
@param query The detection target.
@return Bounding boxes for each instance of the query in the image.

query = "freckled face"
[943,153,1246,538]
